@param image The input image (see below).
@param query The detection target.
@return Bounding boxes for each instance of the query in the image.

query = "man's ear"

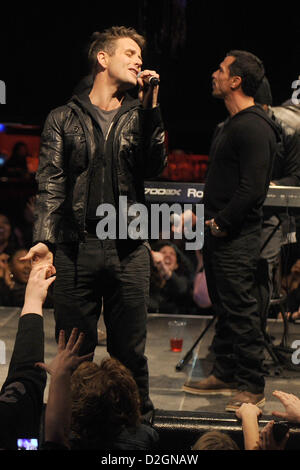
[231,75,242,90]
[97,50,108,70]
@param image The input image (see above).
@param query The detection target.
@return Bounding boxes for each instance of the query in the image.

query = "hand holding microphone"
[137,69,160,108]
[137,70,160,87]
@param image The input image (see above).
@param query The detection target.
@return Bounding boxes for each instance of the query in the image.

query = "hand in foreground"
[259,420,289,450]
[235,403,262,420]
[36,328,94,376]
[271,390,300,423]
[20,242,54,270]
[151,250,172,280]
[236,403,262,450]
[40,329,93,448]
[21,264,56,316]
[171,210,197,234]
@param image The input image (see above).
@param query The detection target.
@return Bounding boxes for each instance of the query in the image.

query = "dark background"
[1,0,299,153]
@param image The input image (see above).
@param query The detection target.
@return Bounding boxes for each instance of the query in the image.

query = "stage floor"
[1,307,300,416]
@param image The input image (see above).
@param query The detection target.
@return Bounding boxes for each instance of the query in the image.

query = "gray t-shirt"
[92,105,119,139]
[86,105,120,222]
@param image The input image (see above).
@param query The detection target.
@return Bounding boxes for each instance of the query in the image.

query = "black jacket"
[268,105,300,186]
[204,105,280,234]
[33,93,167,247]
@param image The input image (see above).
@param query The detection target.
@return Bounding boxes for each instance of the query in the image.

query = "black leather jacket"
[33,94,167,246]
[271,104,300,132]
[267,105,300,186]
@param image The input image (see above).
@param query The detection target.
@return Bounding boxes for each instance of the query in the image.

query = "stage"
[1,307,300,416]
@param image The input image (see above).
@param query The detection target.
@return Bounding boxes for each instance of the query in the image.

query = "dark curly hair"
[70,357,141,448]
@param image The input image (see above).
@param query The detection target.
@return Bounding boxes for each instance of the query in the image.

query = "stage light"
[0,123,6,132]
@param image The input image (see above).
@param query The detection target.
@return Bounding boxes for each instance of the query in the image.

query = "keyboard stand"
[259,215,300,374]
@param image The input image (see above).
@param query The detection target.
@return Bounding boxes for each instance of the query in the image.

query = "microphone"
[149,76,160,87]
[137,72,160,87]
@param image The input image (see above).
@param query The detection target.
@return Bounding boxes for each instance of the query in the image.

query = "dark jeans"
[257,215,283,329]
[53,235,153,413]
[203,227,265,394]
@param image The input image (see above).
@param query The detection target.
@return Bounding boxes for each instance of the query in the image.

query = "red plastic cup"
[168,320,186,352]
[170,338,183,352]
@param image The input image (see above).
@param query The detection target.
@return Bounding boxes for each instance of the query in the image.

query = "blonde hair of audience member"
[192,430,239,450]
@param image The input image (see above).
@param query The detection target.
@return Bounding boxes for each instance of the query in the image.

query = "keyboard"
[144,182,300,209]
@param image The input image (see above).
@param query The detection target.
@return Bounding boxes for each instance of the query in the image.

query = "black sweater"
[0,314,46,450]
[204,105,279,235]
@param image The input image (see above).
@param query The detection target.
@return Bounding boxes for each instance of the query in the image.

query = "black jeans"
[203,227,265,394]
[53,235,153,413]
[257,215,283,329]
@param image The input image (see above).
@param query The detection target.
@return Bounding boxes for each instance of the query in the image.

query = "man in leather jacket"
[23,26,167,415]
[254,77,300,328]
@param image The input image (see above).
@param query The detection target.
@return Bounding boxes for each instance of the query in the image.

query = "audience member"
[4,141,30,178]
[281,259,300,321]
[191,430,239,450]
[14,196,36,249]
[234,390,300,450]
[0,264,55,449]
[0,213,21,256]
[0,248,31,306]
[192,250,212,310]
[235,403,261,450]
[149,241,192,314]
[0,248,53,308]
[259,420,289,450]
[38,351,160,450]
[271,390,300,423]
[191,391,299,451]
[36,329,94,449]
[70,357,159,450]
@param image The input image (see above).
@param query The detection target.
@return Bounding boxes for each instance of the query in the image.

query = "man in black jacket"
[183,51,279,411]
[254,77,300,327]
[23,26,167,415]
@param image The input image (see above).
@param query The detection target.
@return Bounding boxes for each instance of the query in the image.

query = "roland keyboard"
[144,181,300,209]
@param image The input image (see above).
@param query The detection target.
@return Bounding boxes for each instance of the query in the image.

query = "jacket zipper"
[100,120,115,204]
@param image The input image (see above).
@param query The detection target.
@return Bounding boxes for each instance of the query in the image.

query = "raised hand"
[36,328,94,376]
[272,390,300,423]
[259,420,289,450]
[21,264,56,316]
[235,402,262,420]
[20,242,54,270]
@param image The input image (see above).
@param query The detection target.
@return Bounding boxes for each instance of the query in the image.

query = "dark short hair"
[88,26,145,78]
[226,50,265,97]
